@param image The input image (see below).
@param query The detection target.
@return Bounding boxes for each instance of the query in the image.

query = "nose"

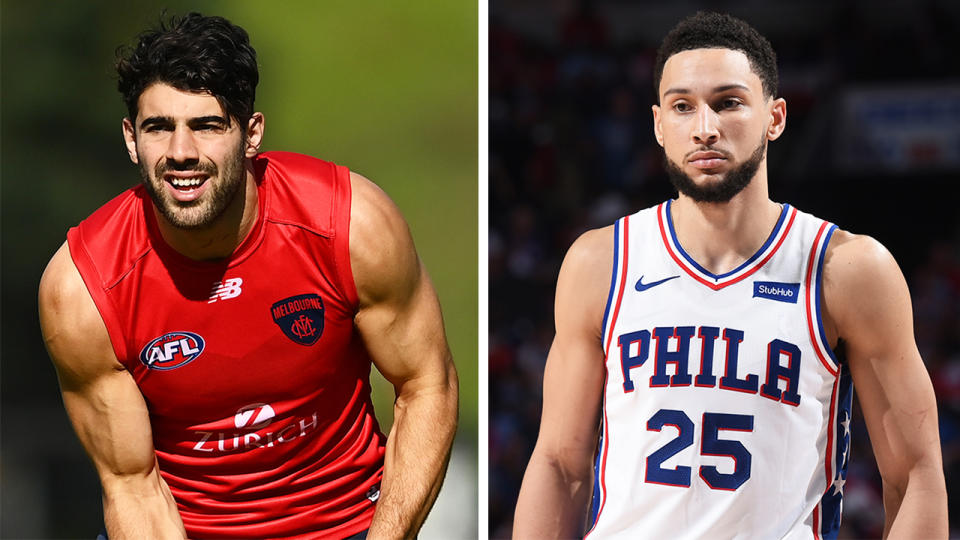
[692,106,720,146]
[165,125,199,164]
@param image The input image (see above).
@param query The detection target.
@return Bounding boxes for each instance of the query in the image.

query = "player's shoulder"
[256,151,352,234]
[257,150,339,170]
[39,241,101,330]
[39,242,119,377]
[821,228,908,321]
[39,241,81,305]
[256,150,347,193]
[75,185,145,234]
[824,229,899,282]
[256,150,351,190]
[556,225,616,298]
[563,225,615,274]
[347,170,418,305]
[67,186,153,288]
[348,170,409,247]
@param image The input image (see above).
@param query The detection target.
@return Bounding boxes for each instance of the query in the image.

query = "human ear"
[652,104,664,147]
[766,98,786,141]
[244,112,265,157]
[122,118,139,164]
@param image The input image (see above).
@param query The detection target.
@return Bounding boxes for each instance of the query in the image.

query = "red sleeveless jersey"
[67,151,385,539]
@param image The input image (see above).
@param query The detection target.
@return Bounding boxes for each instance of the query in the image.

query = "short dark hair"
[116,12,259,126]
[653,11,778,102]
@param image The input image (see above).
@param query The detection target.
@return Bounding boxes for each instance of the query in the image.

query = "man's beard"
[139,141,247,230]
[664,136,767,203]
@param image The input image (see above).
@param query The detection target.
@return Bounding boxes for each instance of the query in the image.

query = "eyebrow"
[189,115,230,126]
[663,83,752,97]
[139,116,174,130]
[139,115,230,130]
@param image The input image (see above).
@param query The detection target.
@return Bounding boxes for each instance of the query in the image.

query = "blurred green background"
[0,1,478,537]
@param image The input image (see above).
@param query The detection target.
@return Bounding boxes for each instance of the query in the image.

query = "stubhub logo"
[139,331,205,370]
[753,281,800,304]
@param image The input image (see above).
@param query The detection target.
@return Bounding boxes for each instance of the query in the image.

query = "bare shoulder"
[823,229,898,271]
[39,242,121,384]
[38,241,97,330]
[822,229,912,345]
[559,225,615,284]
[348,171,419,306]
[823,230,904,297]
[555,225,616,337]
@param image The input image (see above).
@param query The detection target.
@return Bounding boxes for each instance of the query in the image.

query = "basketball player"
[37,13,457,539]
[513,11,946,539]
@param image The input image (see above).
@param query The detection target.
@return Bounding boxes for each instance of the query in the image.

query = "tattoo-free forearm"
[367,373,458,540]
[882,461,947,539]
[102,473,186,539]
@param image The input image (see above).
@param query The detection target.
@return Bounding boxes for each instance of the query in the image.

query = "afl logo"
[234,403,276,430]
[139,332,205,371]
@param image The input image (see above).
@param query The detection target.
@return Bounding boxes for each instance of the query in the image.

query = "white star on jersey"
[832,475,846,496]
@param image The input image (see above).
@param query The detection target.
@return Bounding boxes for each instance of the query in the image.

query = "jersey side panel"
[588,217,629,534]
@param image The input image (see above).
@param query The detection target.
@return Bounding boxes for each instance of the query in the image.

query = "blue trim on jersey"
[588,419,604,528]
[819,364,853,539]
[665,199,791,280]
[815,224,840,367]
[591,219,618,531]
[600,219,621,346]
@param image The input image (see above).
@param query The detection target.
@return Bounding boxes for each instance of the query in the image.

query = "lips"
[163,172,210,202]
[687,150,728,170]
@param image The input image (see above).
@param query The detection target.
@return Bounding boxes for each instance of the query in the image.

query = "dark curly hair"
[653,12,778,103]
[116,12,258,126]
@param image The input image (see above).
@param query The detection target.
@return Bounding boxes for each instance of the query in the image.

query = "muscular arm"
[513,228,611,538]
[39,242,185,539]
[348,173,459,539]
[823,232,947,539]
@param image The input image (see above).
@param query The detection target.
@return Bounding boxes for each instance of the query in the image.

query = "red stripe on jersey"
[804,221,838,376]
[593,215,631,534]
[604,216,630,359]
[813,506,821,540]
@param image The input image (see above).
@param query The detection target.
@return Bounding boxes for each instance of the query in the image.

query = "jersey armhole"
[66,227,130,366]
[332,165,360,312]
[804,221,840,375]
[601,216,629,356]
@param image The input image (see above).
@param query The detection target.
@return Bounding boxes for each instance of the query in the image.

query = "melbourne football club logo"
[271,294,325,345]
[139,332,205,370]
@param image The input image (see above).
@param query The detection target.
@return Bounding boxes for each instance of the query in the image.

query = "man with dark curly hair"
[38,13,458,539]
[513,11,946,538]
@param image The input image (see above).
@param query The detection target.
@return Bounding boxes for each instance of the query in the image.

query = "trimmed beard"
[138,139,247,230]
[664,136,767,203]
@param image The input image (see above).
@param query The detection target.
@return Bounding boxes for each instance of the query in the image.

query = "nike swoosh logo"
[635,274,680,292]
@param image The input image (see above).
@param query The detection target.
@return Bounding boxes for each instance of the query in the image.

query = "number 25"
[646,409,753,491]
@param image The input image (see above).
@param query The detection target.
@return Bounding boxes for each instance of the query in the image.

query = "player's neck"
[153,169,260,262]
[671,179,781,275]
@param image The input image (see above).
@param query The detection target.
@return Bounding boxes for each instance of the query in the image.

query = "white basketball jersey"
[587,200,851,540]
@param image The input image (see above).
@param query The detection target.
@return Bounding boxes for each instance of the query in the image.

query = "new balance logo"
[209,278,244,303]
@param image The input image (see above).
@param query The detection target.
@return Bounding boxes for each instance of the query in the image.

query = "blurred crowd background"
[489,0,960,538]
[1,2,477,538]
